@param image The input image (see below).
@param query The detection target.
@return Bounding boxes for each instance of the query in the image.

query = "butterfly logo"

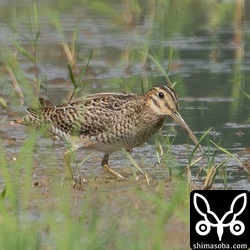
[193,193,247,241]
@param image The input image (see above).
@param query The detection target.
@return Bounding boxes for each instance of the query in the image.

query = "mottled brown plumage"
[21,85,204,181]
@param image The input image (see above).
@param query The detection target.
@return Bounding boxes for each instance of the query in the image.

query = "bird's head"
[147,85,205,154]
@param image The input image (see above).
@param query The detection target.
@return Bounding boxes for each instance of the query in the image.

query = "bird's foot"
[102,164,124,179]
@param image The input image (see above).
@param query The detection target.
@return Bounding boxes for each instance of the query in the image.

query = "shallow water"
[0,1,250,190]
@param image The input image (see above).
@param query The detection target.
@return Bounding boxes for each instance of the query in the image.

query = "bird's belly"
[89,138,143,155]
[89,129,156,154]
[68,118,165,154]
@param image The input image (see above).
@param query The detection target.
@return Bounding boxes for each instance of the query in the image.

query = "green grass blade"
[188,127,213,162]
[210,140,249,175]
[12,41,35,62]
[67,63,77,89]
[76,50,94,89]
[141,51,173,87]
[89,1,120,18]
[122,148,145,176]
[33,1,40,43]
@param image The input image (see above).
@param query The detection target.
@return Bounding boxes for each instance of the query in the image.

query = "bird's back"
[22,92,146,143]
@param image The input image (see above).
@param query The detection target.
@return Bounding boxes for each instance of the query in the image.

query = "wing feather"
[29,92,144,138]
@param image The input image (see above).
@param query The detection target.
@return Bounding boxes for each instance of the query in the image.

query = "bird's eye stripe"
[160,86,177,102]
[152,97,161,109]
[169,90,178,105]
[163,99,173,113]
[158,86,179,110]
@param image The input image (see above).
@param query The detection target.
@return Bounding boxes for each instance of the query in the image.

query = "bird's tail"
[12,108,46,128]
[12,97,54,127]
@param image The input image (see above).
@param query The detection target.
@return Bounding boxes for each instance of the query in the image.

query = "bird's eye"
[158,92,164,98]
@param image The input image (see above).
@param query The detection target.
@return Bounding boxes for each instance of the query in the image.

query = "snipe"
[19,85,204,182]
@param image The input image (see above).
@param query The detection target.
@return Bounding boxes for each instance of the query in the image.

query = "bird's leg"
[101,153,124,179]
[64,149,74,180]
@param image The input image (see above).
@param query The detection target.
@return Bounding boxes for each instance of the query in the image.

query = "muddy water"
[0,2,250,190]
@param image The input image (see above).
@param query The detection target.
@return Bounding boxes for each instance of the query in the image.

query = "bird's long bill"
[171,111,205,154]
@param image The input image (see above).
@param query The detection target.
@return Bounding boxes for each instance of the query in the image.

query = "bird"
[19,85,204,183]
